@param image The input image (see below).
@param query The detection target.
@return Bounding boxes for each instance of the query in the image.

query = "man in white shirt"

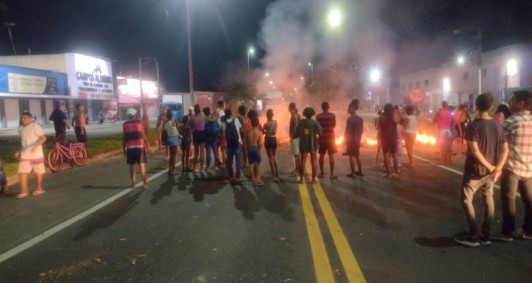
[15,111,47,198]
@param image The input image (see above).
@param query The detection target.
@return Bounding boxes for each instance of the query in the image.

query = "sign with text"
[116,76,160,104]
[0,64,67,96]
[65,53,114,100]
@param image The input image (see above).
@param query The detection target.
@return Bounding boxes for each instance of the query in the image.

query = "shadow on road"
[150,174,175,205]
[188,173,225,202]
[232,184,260,220]
[256,182,295,222]
[72,190,143,241]
[414,236,456,248]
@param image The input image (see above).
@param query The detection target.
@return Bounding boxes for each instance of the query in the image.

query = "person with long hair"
[164,111,180,175]
[379,104,399,178]
[189,104,206,173]
[433,101,452,165]
[263,109,279,178]
[295,107,322,184]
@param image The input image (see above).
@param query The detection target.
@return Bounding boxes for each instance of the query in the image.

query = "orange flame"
[335,135,344,145]
[416,132,437,145]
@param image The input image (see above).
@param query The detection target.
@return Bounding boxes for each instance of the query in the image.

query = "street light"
[327,8,342,27]
[454,28,482,94]
[247,47,255,81]
[4,22,16,55]
[138,57,160,137]
[457,55,465,65]
[370,68,381,83]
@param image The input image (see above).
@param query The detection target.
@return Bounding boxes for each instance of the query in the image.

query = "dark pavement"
[0,142,531,282]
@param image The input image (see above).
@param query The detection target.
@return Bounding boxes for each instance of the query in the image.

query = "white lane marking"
[0,161,180,264]
[412,155,520,197]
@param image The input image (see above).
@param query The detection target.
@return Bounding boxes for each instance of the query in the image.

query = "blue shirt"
[345,115,363,145]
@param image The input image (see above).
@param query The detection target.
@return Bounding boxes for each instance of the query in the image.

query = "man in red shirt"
[123,108,149,189]
[316,102,337,179]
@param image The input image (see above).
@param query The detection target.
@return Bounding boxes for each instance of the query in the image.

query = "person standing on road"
[263,109,279,178]
[403,105,418,165]
[452,104,470,156]
[189,104,206,173]
[237,105,251,169]
[216,99,226,168]
[204,107,221,170]
[493,90,532,242]
[123,108,149,189]
[454,93,508,247]
[345,99,364,178]
[49,100,70,145]
[433,101,452,165]
[288,103,301,177]
[178,116,192,172]
[379,104,399,178]
[71,104,87,143]
[157,105,170,160]
[164,111,180,175]
[295,107,322,184]
[246,117,263,186]
[223,108,243,183]
[14,111,47,198]
[316,102,337,179]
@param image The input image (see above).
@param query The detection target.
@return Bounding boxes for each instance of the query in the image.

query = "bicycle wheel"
[72,146,88,166]
[47,149,63,172]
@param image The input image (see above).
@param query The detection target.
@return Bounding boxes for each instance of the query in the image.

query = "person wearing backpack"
[222,108,243,183]
[204,107,221,170]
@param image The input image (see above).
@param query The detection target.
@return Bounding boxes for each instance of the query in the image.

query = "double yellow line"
[298,164,366,283]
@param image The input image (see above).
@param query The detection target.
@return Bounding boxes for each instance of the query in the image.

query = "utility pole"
[4,22,16,55]
[186,0,195,105]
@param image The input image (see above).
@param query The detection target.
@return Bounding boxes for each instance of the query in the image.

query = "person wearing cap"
[49,100,70,145]
[123,108,149,189]
[14,111,47,198]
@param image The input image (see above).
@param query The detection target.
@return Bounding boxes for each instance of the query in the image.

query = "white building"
[0,53,115,129]
[399,44,532,111]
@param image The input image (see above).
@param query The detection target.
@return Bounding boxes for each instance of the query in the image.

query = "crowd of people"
[5,90,532,245]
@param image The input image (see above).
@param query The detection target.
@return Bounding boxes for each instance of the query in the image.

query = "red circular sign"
[409,89,425,104]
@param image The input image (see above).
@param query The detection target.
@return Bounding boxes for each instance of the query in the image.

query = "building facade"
[0,53,115,129]
[399,44,532,111]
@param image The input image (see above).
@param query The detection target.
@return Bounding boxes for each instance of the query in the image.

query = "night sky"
[1,0,531,91]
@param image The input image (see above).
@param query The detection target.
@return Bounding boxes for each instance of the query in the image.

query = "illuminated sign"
[117,77,159,104]
[65,53,114,100]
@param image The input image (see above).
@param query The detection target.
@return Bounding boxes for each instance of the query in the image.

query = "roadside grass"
[1,129,159,179]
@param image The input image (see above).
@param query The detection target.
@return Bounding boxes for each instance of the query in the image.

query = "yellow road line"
[306,163,367,283]
[298,180,336,282]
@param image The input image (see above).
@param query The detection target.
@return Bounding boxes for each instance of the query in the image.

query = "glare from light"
[328,8,342,27]
[507,59,517,76]
[248,47,255,55]
[265,72,269,77]
[457,55,465,65]
[269,80,273,85]
[308,62,312,67]
[443,77,451,92]
[300,76,304,80]
[370,68,381,83]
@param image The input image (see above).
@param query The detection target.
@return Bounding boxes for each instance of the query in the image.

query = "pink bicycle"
[47,137,88,172]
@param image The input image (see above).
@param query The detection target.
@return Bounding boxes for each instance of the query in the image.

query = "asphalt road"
[0,142,530,282]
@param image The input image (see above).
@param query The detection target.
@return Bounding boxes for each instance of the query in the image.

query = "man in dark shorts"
[71,104,87,143]
[123,108,149,189]
[345,99,364,178]
[49,100,70,145]
[316,101,337,179]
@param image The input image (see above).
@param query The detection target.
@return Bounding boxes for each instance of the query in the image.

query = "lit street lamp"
[457,55,465,65]
[454,28,483,94]
[369,68,381,109]
[186,0,194,105]
[247,47,255,81]
[327,8,342,27]
[4,22,16,55]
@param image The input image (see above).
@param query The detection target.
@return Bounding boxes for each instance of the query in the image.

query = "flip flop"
[318,174,325,178]
[356,171,365,177]
[346,173,356,178]
[15,193,29,199]
[311,180,318,184]
[142,183,150,189]
[330,175,338,180]
[32,190,46,196]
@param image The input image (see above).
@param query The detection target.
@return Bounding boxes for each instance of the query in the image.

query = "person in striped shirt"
[494,90,532,241]
[316,102,337,179]
[123,108,149,189]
